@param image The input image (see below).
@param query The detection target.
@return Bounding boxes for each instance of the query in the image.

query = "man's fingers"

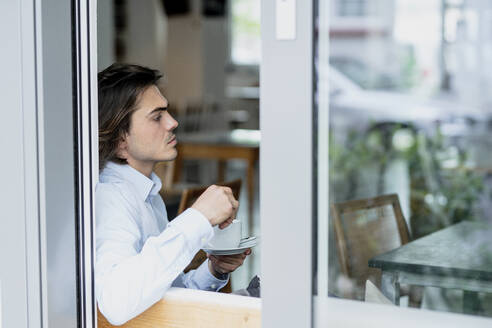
[222,186,233,196]
[210,250,252,274]
[230,197,239,210]
[218,217,233,229]
[213,254,247,265]
[223,189,238,209]
[211,256,244,266]
[226,195,239,220]
[214,262,238,273]
[219,187,238,226]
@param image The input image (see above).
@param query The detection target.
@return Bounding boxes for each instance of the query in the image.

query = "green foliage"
[330,125,484,238]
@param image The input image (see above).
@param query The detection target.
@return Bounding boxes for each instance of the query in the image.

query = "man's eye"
[154,115,161,122]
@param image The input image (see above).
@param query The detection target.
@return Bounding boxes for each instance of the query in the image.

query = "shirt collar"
[103,161,162,201]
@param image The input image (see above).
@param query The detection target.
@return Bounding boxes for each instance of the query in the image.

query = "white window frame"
[0,0,42,326]
[260,0,313,326]
[73,0,99,326]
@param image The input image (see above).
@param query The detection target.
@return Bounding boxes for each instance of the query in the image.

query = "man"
[96,63,251,325]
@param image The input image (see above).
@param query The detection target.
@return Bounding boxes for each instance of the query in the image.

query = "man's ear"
[116,134,129,160]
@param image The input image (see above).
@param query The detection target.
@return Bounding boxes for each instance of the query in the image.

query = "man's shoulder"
[95,180,145,233]
[96,179,140,208]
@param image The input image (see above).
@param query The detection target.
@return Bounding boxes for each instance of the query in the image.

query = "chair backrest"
[177,179,242,215]
[331,194,410,299]
[177,179,242,294]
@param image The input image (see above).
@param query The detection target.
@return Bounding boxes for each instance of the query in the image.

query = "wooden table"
[174,129,260,232]
[369,221,492,314]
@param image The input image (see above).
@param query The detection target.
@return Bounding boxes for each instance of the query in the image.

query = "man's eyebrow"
[146,106,168,116]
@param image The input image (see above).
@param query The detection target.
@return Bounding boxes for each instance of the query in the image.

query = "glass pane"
[316,0,492,318]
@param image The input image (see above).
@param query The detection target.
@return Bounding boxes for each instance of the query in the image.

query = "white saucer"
[203,236,259,255]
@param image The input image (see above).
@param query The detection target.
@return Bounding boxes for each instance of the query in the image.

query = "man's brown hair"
[98,63,162,170]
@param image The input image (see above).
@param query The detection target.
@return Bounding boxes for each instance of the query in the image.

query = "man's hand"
[191,185,239,228]
[208,249,252,278]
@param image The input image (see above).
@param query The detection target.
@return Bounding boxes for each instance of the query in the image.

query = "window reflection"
[323,0,492,317]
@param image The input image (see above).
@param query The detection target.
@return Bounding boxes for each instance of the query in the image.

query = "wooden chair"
[179,179,242,294]
[331,194,422,307]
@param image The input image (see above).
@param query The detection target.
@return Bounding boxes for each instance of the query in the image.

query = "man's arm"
[96,184,239,325]
[95,185,213,326]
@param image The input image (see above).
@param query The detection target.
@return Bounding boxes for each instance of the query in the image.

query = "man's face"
[118,86,178,173]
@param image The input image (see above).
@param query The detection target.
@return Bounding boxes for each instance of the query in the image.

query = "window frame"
[73,0,99,326]
[260,0,314,326]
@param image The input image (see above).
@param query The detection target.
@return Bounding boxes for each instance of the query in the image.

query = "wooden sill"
[97,287,261,327]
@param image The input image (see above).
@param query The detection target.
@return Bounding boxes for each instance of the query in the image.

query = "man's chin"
[158,150,178,162]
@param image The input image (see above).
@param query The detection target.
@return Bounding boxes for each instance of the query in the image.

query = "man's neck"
[126,159,155,178]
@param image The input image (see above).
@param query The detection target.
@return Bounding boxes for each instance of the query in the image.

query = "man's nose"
[165,112,179,131]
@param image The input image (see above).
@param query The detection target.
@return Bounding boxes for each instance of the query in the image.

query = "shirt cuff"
[167,208,214,252]
[195,259,229,291]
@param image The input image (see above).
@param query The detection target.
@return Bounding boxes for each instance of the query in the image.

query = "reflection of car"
[329,65,485,134]
[330,57,401,90]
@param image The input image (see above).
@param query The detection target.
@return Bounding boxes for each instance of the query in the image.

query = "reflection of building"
[329,0,443,93]
[329,0,397,86]
[330,0,492,109]
[443,0,492,109]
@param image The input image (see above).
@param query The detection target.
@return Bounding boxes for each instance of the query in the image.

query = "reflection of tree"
[233,12,260,35]
[231,0,260,64]
[330,123,484,238]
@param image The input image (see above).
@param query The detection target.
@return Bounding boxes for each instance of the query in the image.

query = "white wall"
[125,0,168,73]
[164,0,204,108]
[164,0,228,114]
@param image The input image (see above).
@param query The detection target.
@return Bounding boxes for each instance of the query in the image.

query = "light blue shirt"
[95,161,228,325]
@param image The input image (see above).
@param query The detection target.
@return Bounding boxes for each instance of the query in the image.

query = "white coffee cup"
[208,219,242,249]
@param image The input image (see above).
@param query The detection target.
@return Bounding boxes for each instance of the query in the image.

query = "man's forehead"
[137,85,168,112]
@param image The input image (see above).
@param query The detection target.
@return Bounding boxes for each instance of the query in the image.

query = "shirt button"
[211,284,217,289]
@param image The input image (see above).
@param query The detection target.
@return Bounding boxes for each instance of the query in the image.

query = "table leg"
[381,272,400,305]
[463,291,480,314]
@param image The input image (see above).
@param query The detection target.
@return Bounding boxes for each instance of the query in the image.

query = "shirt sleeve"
[95,184,213,326]
[172,259,229,291]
